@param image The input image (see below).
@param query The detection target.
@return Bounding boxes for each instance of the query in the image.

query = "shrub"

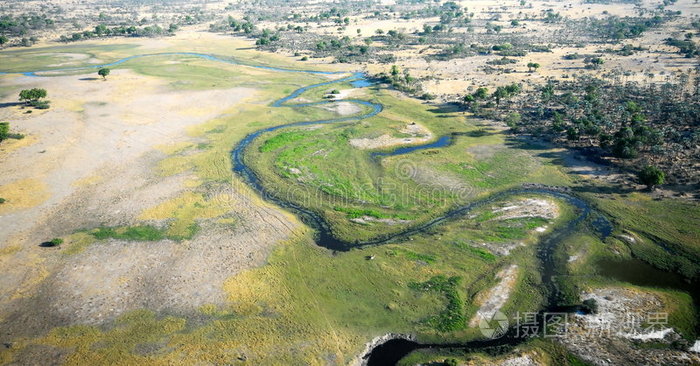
[638,165,665,190]
[30,100,50,109]
[583,298,598,314]
[43,238,63,247]
[0,122,8,141]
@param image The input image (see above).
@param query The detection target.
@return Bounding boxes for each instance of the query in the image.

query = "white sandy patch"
[619,234,637,244]
[492,198,559,220]
[350,216,411,225]
[499,355,538,366]
[334,88,357,99]
[349,122,433,149]
[558,287,700,365]
[624,328,674,340]
[690,341,700,353]
[323,101,361,116]
[469,264,518,327]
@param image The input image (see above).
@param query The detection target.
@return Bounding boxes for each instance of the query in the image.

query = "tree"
[0,122,9,142]
[585,57,605,69]
[638,165,664,190]
[583,298,598,314]
[19,88,47,103]
[98,68,111,80]
[0,36,8,46]
[473,87,489,99]
[390,65,400,78]
[462,94,475,105]
[527,62,540,72]
[492,83,520,106]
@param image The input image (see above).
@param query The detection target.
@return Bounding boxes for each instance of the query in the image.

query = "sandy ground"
[492,197,559,221]
[323,100,362,116]
[560,287,700,365]
[350,122,433,149]
[0,38,299,340]
[469,264,519,327]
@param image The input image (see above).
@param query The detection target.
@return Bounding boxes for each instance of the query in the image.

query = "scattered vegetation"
[18,88,49,109]
[476,76,700,185]
[0,121,24,142]
[409,275,466,332]
[43,238,64,247]
[90,224,197,242]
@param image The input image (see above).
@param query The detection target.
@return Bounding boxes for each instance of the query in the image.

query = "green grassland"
[0,43,140,73]
[585,192,700,279]
[1,193,575,365]
[2,39,700,366]
[246,86,571,242]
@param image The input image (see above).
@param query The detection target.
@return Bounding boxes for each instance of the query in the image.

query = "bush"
[0,122,8,141]
[0,198,5,204]
[43,238,63,247]
[30,100,50,109]
[638,165,665,190]
[583,298,598,314]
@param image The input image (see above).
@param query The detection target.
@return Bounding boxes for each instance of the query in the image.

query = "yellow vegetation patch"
[0,134,37,156]
[139,191,233,238]
[72,174,103,187]
[10,253,49,300]
[0,245,20,257]
[627,192,654,202]
[0,178,50,214]
[61,232,97,256]
[156,154,193,176]
[155,141,193,155]
[54,99,86,113]
[37,310,187,366]
[183,177,201,188]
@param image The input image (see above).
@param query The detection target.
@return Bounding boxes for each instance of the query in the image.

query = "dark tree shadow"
[78,77,99,81]
[453,129,497,137]
[571,184,636,195]
[426,102,463,115]
[504,136,552,151]
[0,102,23,108]
[39,242,59,248]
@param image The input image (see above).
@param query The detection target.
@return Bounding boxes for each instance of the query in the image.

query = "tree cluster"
[476,76,699,184]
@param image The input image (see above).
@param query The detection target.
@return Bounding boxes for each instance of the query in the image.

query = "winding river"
[6,52,692,365]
